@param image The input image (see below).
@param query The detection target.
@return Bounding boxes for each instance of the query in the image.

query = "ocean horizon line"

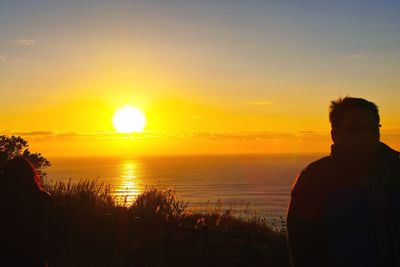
[47,152,326,161]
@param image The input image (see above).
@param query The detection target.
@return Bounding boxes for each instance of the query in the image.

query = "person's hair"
[3,156,43,193]
[329,97,380,129]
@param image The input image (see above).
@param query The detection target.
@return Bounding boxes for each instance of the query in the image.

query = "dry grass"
[43,180,290,266]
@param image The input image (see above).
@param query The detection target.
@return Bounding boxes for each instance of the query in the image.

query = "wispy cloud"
[346,53,370,59]
[296,131,319,136]
[193,131,327,141]
[15,58,27,63]
[246,101,272,106]
[2,130,328,142]
[16,39,36,46]
[12,131,54,136]
[2,130,167,141]
[0,55,5,62]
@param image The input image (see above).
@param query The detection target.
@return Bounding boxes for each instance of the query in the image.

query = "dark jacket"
[0,187,54,266]
[287,142,400,267]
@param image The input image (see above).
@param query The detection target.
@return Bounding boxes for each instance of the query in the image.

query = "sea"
[45,154,323,219]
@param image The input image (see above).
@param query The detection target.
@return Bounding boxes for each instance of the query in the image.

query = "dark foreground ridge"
[45,180,291,267]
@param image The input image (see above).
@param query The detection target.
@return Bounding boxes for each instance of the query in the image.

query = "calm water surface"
[46,154,322,217]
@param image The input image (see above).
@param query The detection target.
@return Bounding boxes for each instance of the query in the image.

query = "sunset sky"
[1,0,400,157]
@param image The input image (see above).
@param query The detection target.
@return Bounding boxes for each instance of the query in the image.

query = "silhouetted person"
[287,97,400,266]
[0,157,53,266]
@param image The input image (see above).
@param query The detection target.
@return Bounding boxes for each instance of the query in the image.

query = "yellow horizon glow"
[4,94,400,158]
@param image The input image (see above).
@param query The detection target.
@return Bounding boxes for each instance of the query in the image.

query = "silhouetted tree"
[0,135,50,177]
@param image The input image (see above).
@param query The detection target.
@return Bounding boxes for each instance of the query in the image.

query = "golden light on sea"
[115,160,141,206]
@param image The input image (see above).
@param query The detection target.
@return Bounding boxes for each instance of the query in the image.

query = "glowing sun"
[112,106,147,133]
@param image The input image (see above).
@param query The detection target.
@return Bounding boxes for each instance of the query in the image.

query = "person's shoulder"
[39,190,54,209]
[291,156,334,195]
[39,190,52,200]
[380,142,400,161]
[303,156,335,176]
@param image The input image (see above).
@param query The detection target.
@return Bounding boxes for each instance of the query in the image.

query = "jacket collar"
[330,142,399,161]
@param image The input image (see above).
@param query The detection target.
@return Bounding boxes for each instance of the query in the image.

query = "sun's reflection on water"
[114,160,142,206]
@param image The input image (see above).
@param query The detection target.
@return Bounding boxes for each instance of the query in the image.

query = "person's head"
[3,157,42,194]
[329,97,380,153]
